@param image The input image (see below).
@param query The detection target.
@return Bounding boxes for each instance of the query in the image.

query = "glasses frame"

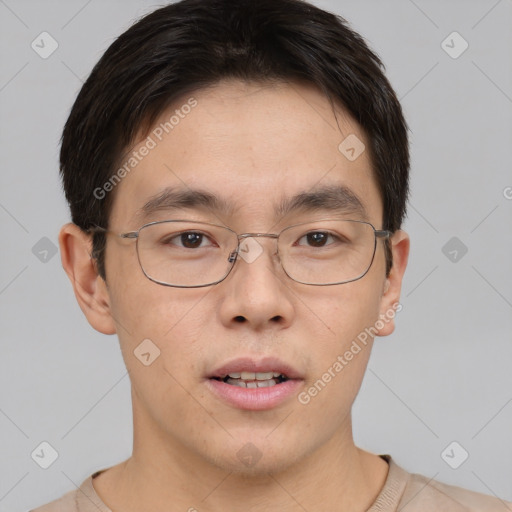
[89,218,391,288]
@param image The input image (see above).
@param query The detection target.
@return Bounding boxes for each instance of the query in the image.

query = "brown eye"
[307,232,329,247]
[163,231,213,249]
[180,232,204,248]
[297,231,335,247]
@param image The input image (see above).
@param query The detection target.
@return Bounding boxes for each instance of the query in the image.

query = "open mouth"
[210,372,289,388]
[206,364,302,410]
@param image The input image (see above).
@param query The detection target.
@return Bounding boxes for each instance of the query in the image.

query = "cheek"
[105,238,205,336]
[111,285,212,361]
[296,280,383,405]
[300,277,383,346]
[111,287,211,431]
[104,246,207,382]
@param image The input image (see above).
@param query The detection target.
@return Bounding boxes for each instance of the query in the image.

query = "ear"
[59,223,116,335]
[375,229,410,337]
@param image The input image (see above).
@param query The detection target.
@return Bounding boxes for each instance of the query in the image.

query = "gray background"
[1,0,511,510]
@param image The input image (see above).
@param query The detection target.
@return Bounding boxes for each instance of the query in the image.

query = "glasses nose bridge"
[237,232,280,251]
[230,232,280,262]
[237,232,279,242]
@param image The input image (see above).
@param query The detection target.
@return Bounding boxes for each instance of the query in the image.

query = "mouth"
[210,371,289,388]
[206,357,303,410]
[207,356,302,383]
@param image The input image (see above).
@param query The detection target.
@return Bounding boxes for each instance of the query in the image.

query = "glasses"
[91,219,390,287]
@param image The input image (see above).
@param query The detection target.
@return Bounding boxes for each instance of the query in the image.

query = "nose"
[218,235,295,331]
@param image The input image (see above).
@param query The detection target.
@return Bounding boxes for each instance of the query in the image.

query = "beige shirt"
[30,455,511,511]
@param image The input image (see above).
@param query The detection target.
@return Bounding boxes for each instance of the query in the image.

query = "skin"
[59,79,409,511]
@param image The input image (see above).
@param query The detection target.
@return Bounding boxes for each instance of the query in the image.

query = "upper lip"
[208,356,303,380]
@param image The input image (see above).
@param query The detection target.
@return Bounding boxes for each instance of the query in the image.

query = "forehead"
[108,80,382,229]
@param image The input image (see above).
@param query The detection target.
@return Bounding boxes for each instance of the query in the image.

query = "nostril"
[234,315,245,323]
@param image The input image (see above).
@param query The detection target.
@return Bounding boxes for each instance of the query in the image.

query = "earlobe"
[59,223,117,335]
[375,229,410,337]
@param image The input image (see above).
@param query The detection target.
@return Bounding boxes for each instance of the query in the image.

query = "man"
[32,0,511,510]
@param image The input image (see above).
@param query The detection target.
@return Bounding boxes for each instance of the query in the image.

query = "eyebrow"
[136,187,236,220]
[275,184,368,220]
[135,184,368,222]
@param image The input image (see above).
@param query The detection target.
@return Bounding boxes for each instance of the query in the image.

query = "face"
[83,80,408,475]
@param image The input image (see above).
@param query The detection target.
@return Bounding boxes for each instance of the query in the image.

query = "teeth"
[231,371,283,380]
[219,371,288,385]
[256,380,274,388]
[256,372,275,380]
[225,378,279,388]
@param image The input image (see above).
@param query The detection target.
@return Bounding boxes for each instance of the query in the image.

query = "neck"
[93,396,389,511]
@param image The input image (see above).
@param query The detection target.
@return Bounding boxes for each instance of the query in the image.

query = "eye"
[165,231,215,249]
[297,231,337,248]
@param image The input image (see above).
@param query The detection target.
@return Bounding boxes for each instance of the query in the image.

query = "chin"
[205,436,308,477]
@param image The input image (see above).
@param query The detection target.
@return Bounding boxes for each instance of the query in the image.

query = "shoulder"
[28,469,112,512]
[372,455,511,511]
[398,463,512,511]
[29,487,78,511]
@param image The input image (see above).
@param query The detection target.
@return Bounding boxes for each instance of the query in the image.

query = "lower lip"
[206,378,303,411]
